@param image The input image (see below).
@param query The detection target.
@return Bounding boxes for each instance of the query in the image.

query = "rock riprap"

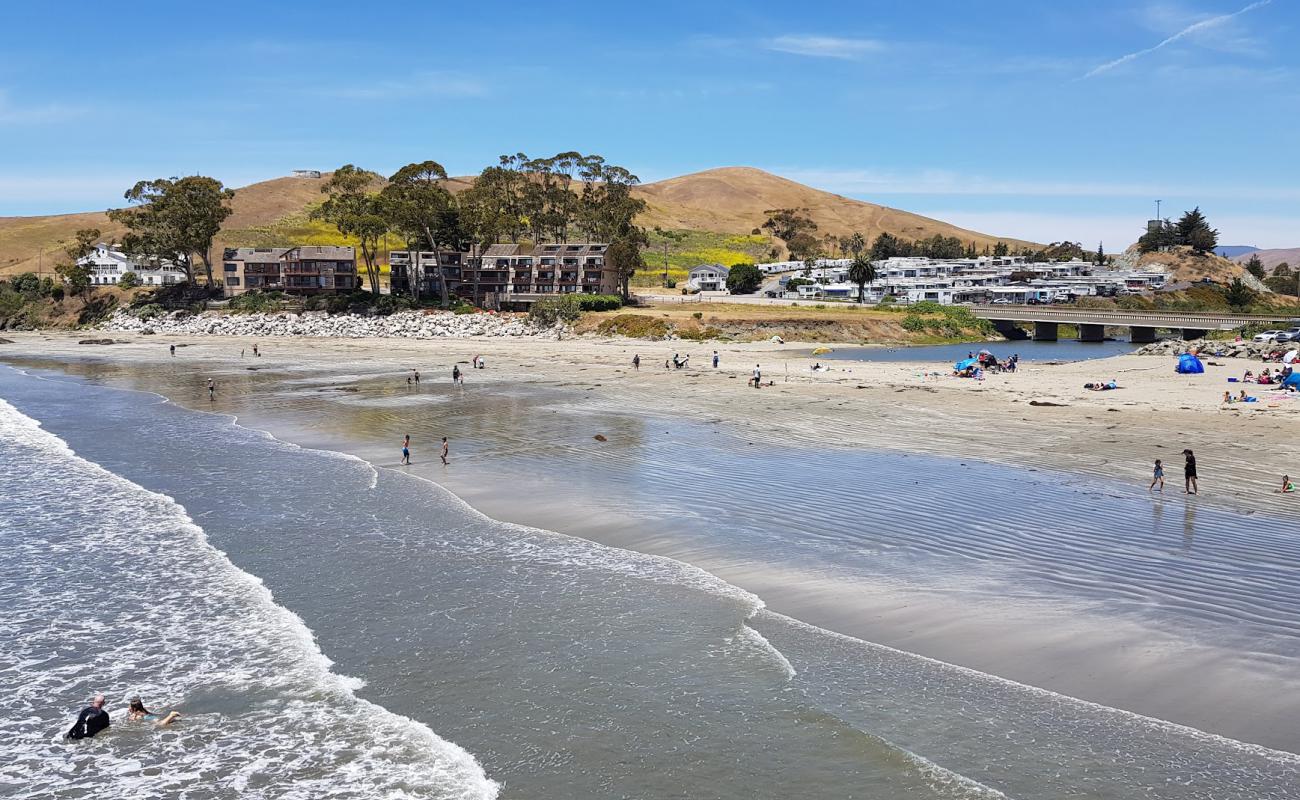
[102,309,560,339]
[1133,338,1289,358]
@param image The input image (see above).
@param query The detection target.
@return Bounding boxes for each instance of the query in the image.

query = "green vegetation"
[227,290,288,313]
[529,293,624,326]
[593,314,671,339]
[725,263,762,294]
[108,176,234,285]
[631,230,769,286]
[761,208,819,261]
[117,271,140,289]
[887,301,995,339]
[1139,207,1218,254]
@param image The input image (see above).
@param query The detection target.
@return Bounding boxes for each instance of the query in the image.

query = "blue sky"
[2,0,1297,247]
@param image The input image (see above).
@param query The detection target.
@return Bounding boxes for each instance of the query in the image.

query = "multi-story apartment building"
[388,242,618,303]
[222,246,358,296]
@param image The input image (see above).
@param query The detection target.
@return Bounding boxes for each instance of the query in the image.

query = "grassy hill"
[1233,247,1300,271]
[0,167,1035,281]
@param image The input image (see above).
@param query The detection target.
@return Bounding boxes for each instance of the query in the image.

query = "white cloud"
[317,71,487,101]
[763,35,884,60]
[1083,0,1273,79]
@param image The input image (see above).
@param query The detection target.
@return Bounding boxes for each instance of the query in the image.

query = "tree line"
[757,207,1095,265]
[88,152,649,307]
[1137,207,1218,254]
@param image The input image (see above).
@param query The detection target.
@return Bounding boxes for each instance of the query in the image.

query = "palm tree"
[848,256,876,304]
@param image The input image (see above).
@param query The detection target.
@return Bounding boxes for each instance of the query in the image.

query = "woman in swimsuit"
[127,697,181,726]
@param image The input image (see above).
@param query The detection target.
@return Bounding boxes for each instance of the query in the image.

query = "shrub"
[530,295,583,326]
[901,314,927,332]
[878,295,897,306]
[118,272,141,289]
[575,294,623,312]
[11,273,40,295]
[692,311,703,320]
[227,290,285,313]
[664,278,677,289]
[132,303,165,321]
[678,325,723,341]
[594,314,671,339]
[725,263,763,294]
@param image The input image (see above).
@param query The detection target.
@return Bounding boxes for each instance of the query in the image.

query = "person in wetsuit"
[66,694,110,739]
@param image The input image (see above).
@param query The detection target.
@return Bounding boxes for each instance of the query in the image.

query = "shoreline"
[4,331,1300,752]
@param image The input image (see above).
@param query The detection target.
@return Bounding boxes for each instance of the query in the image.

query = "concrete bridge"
[969,306,1296,342]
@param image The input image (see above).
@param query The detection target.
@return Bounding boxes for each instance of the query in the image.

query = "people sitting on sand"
[1258,368,1274,385]
[127,697,181,727]
[1238,389,1255,403]
[1281,475,1296,493]
[1084,379,1120,391]
[1223,390,1233,404]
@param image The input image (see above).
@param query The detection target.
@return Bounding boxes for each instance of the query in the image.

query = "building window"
[224,263,238,272]
[226,277,241,286]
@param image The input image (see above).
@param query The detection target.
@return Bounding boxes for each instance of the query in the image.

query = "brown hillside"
[634,167,1035,249]
[1233,248,1300,271]
[1135,246,1249,284]
[0,175,337,277]
[0,166,1034,277]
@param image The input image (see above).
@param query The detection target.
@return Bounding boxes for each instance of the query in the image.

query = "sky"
[2,0,1297,248]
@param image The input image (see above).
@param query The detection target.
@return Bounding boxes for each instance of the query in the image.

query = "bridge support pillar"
[1078,323,1105,342]
[992,319,1027,340]
[1033,321,1058,341]
[1181,328,1208,340]
[1130,326,1157,344]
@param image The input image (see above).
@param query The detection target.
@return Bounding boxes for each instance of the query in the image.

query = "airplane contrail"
[1083,0,1272,79]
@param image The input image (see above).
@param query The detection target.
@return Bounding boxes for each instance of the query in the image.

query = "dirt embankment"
[573,302,992,344]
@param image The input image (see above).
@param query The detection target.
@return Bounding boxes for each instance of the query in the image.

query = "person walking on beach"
[751,364,761,388]
[253,343,259,357]
[440,437,449,465]
[169,344,175,357]
[413,369,420,384]
[1183,449,1198,495]
[632,354,640,371]
[66,694,110,740]
[207,379,215,402]
[712,351,720,369]
[452,365,462,385]
[401,434,411,465]
[1150,459,1164,492]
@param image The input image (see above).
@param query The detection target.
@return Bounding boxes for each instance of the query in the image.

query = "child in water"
[1150,459,1164,492]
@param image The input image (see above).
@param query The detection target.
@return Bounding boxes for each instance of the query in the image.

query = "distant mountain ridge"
[0,166,1036,277]
[1233,247,1300,271]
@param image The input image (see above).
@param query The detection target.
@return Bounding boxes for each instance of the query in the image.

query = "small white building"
[79,243,186,287]
[687,263,730,292]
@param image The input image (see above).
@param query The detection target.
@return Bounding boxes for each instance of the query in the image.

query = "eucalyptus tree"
[108,175,234,286]
[312,165,386,294]
[381,160,463,306]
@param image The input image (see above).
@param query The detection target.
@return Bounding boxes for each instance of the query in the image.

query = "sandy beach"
[5,328,1300,765]
[7,329,1296,516]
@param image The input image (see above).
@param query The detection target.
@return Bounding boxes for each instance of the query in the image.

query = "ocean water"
[3,362,1300,798]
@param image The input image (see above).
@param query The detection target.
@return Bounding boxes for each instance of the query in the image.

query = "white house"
[687,263,730,292]
[79,243,186,287]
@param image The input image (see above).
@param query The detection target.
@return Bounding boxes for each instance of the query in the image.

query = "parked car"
[1274,328,1300,342]
[991,298,1014,305]
[1254,330,1284,342]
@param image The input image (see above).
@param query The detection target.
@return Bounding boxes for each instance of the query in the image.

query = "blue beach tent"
[1283,372,1300,390]
[1176,353,1204,374]
[954,357,979,372]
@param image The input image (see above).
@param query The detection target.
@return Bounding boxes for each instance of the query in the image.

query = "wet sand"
[4,330,1300,752]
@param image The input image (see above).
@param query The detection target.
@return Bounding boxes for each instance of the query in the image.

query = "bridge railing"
[968,305,1291,329]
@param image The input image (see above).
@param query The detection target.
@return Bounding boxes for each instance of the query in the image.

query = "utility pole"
[1155,199,1162,220]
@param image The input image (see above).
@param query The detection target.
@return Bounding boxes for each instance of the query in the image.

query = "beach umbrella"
[1284,350,1298,364]
[954,357,979,371]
